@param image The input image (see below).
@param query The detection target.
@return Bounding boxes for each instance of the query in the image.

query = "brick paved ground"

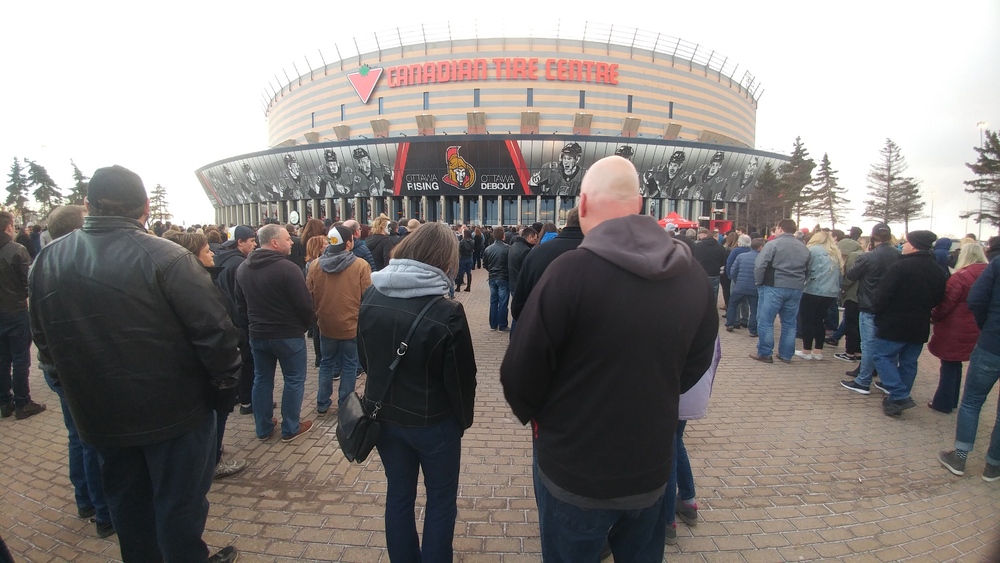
[2,273,999,562]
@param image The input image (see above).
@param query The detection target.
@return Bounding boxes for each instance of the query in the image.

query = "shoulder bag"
[337,295,444,462]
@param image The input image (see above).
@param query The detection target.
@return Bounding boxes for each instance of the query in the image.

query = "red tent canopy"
[657,212,698,229]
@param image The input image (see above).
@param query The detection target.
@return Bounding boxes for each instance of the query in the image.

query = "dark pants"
[376,417,462,562]
[662,420,694,523]
[931,360,963,413]
[43,370,111,526]
[825,299,840,331]
[455,257,473,288]
[799,294,835,351]
[534,455,667,562]
[473,249,483,269]
[843,300,861,355]
[237,328,255,406]
[720,272,731,308]
[0,309,32,408]
[96,412,216,562]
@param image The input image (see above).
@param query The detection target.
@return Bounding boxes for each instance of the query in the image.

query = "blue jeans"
[534,456,667,563]
[0,309,32,407]
[870,337,923,401]
[250,337,307,439]
[43,370,111,526]
[456,257,473,287]
[756,286,801,360]
[662,420,694,524]
[488,279,509,329]
[707,276,720,306]
[318,336,359,412]
[376,417,463,562]
[96,412,216,562]
[856,311,877,386]
[955,345,1000,465]
[726,291,757,330]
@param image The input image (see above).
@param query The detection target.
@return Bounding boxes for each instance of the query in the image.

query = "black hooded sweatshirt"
[234,249,314,339]
[501,214,717,507]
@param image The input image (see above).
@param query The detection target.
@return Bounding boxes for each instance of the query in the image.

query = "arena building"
[196,22,789,229]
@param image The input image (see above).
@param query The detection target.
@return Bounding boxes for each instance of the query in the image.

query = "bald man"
[501,156,718,561]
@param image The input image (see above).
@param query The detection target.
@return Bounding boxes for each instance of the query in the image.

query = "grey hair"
[257,224,283,246]
[738,234,752,247]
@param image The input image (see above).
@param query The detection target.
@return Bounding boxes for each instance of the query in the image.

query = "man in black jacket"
[482,227,510,331]
[501,156,717,561]
[869,230,947,416]
[455,229,474,291]
[0,211,44,420]
[28,165,240,562]
[510,211,583,321]
[506,226,538,327]
[215,225,257,415]
[694,227,727,305]
[236,224,315,443]
[841,223,900,394]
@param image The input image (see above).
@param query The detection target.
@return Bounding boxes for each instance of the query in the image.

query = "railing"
[261,20,762,115]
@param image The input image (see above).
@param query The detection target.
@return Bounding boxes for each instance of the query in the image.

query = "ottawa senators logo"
[442,146,476,190]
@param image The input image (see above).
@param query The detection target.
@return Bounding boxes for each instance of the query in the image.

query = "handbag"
[337,295,444,462]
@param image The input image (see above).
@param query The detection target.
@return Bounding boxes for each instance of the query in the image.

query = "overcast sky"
[2,0,997,239]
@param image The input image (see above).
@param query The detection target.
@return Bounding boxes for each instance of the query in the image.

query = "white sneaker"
[794,350,813,360]
[812,352,824,360]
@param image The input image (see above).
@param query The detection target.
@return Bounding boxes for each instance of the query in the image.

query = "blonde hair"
[807,230,843,269]
[372,214,391,237]
[955,243,987,271]
[391,222,459,276]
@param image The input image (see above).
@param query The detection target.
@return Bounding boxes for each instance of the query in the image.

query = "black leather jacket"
[358,290,477,432]
[846,242,901,312]
[0,232,30,312]
[483,240,510,280]
[28,216,241,448]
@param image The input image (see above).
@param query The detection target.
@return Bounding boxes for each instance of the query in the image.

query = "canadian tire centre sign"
[348,58,620,103]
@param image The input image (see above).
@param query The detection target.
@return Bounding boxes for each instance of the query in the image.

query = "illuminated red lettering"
[409,65,422,85]
[438,61,451,83]
[387,67,398,87]
[557,59,569,81]
[423,63,436,84]
[582,60,594,81]
[526,58,539,80]
[595,62,608,83]
[545,59,557,80]
[607,63,619,85]
[492,58,504,79]
[474,58,489,80]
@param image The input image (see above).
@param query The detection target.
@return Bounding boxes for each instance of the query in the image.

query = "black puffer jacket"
[358,291,477,431]
[0,232,30,312]
[846,242,900,312]
[365,233,394,272]
[28,216,241,448]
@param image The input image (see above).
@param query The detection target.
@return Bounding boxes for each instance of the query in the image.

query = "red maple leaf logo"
[347,64,383,104]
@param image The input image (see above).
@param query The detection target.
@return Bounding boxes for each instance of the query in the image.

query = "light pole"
[977,121,988,240]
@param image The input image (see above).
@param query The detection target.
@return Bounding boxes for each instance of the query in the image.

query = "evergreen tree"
[807,153,850,229]
[25,159,62,220]
[5,157,31,226]
[776,136,816,225]
[747,162,784,231]
[962,129,1000,235]
[896,177,925,233]
[68,159,89,205]
[149,184,172,222]
[863,138,915,226]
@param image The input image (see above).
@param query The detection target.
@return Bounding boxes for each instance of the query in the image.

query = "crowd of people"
[1,157,999,562]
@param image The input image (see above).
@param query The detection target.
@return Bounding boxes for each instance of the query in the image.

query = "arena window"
[423,92,429,111]
[627,95,633,114]
[474,88,481,108]
[378,97,384,115]
[579,90,586,109]
[340,104,345,122]
[527,88,533,107]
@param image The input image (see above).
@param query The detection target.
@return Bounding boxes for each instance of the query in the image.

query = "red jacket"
[928,262,988,362]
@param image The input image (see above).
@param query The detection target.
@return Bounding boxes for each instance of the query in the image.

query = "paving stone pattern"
[2,274,999,561]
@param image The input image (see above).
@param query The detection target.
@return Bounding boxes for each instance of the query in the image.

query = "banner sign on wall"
[196,138,786,208]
